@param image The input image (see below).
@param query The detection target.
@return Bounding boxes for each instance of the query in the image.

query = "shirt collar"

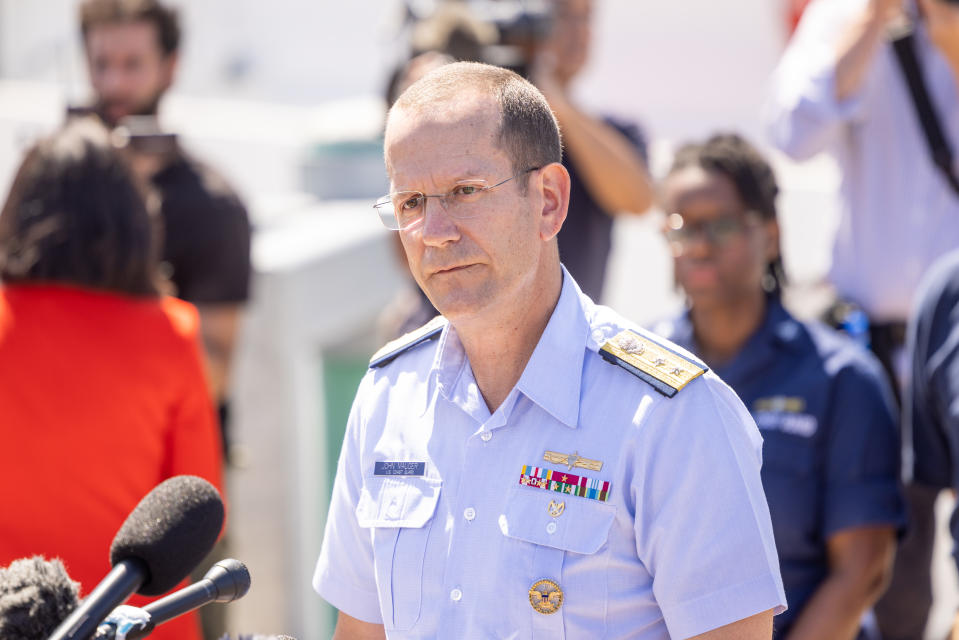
[515,267,586,428]
[432,267,586,428]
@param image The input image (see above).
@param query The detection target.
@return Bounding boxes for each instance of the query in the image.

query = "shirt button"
[481,431,492,442]
[450,588,463,602]
[546,522,557,534]
[464,507,476,521]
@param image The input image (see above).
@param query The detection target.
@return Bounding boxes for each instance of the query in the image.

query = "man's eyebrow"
[392,172,490,192]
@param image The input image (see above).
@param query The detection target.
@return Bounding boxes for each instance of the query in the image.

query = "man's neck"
[689,292,768,368]
[454,268,563,413]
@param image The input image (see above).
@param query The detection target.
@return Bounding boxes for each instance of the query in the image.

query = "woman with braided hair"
[654,133,904,639]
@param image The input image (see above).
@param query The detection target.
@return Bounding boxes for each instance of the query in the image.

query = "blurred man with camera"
[79,2,251,638]
[79,0,251,439]
[764,0,959,637]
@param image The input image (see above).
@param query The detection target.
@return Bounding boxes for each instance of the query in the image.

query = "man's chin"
[427,293,488,324]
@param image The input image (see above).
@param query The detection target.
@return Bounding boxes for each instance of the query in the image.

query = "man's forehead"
[385,95,506,182]
[387,92,498,138]
[85,19,163,53]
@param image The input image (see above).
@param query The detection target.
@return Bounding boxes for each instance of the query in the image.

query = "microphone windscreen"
[0,556,80,640]
[110,475,224,596]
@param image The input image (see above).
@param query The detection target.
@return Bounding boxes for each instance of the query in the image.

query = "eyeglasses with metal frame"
[664,211,761,249]
[373,167,541,231]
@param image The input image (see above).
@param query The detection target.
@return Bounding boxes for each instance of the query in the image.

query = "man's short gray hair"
[390,61,563,180]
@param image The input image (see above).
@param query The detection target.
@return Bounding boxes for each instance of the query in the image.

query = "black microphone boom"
[121,559,250,640]
[47,476,224,640]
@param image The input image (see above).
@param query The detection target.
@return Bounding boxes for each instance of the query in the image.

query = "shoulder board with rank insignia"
[369,315,446,368]
[600,330,707,397]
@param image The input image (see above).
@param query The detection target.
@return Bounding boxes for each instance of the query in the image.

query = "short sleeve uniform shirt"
[315,270,786,639]
[658,298,905,636]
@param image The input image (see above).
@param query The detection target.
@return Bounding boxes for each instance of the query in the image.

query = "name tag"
[374,461,426,476]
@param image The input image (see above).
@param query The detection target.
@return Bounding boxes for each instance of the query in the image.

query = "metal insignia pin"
[617,334,645,355]
[547,500,566,518]
[529,579,564,614]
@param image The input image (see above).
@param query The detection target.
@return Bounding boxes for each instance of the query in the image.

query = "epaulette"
[600,329,707,398]
[369,315,446,369]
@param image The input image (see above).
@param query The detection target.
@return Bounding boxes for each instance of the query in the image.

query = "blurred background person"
[0,117,222,640]
[79,0,252,454]
[765,0,959,390]
[764,1,959,635]
[78,3,251,636]
[516,0,653,301]
[904,249,959,639]
[655,133,904,639]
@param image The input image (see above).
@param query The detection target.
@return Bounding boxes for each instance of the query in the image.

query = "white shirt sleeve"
[763,0,873,160]
[312,374,384,624]
[632,375,787,639]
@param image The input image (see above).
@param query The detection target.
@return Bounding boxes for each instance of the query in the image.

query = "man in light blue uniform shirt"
[313,61,786,639]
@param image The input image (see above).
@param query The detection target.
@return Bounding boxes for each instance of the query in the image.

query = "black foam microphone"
[48,475,224,640]
[0,556,80,640]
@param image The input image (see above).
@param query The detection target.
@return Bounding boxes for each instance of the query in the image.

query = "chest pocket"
[499,486,616,638]
[501,486,615,552]
[356,476,441,631]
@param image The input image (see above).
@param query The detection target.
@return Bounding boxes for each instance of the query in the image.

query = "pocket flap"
[356,476,442,528]
[499,486,616,554]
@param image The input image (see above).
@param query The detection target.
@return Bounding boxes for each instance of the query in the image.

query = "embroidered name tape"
[374,461,426,476]
[518,465,610,502]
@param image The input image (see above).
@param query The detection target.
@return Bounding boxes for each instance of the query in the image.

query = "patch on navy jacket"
[600,330,707,397]
[752,396,818,437]
[369,315,445,368]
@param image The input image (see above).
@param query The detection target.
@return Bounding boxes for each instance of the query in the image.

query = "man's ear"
[537,162,570,241]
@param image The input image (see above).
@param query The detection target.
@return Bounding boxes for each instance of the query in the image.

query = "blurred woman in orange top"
[0,118,222,640]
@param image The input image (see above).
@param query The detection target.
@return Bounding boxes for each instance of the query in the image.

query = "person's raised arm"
[919,0,959,87]
[532,54,652,216]
[834,0,902,101]
[764,0,899,159]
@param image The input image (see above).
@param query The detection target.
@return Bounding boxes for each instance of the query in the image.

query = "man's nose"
[95,64,131,97]
[419,196,460,246]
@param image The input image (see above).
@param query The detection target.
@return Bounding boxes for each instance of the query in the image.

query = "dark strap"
[891,29,959,197]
